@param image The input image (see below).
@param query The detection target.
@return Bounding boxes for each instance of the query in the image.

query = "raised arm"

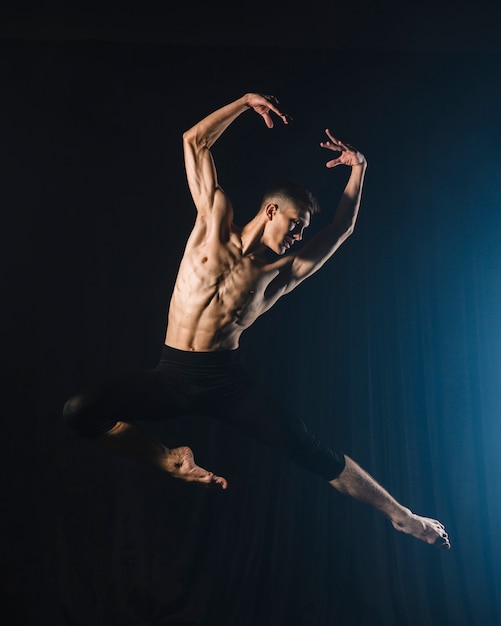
[286,131,367,290]
[183,93,290,230]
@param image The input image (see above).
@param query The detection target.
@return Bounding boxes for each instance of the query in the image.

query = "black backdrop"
[2,10,501,626]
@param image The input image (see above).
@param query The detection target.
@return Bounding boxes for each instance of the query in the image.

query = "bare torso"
[165,224,289,352]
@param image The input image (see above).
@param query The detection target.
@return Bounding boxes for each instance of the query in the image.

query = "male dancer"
[64,92,450,549]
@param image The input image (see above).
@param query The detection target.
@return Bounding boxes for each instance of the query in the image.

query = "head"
[259,180,320,255]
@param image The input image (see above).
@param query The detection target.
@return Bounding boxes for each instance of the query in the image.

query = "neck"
[240,214,267,256]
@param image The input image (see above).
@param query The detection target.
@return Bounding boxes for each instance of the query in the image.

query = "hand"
[246,93,292,128]
[320,129,366,168]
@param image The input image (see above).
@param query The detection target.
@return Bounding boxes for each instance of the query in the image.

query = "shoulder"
[182,219,243,254]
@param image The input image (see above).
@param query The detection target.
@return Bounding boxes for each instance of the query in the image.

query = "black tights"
[63,345,346,480]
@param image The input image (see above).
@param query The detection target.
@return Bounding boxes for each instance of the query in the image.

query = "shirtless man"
[63,92,450,550]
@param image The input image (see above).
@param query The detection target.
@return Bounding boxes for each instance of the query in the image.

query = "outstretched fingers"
[320,129,347,167]
[320,128,366,168]
[266,95,293,124]
[257,95,292,127]
[323,128,347,147]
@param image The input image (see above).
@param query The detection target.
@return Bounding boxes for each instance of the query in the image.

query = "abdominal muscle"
[165,242,278,352]
[165,302,246,352]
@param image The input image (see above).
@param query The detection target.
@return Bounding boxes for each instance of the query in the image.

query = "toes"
[208,474,228,490]
[433,530,451,549]
[215,476,228,490]
[435,538,451,550]
[201,476,228,490]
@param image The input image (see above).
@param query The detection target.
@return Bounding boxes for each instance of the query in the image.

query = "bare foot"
[391,507,451,549]
[165,446,228,490]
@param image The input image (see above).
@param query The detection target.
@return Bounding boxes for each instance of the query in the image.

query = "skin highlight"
[92,92,449,550]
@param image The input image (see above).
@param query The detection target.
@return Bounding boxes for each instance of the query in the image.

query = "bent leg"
[62,371,228,489]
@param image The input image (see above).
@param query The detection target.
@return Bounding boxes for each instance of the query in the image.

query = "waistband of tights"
[159,343,242,366]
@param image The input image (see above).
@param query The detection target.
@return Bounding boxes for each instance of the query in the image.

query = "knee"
[63,392,112,438]
[62,389,119,438]
[62,394,87,434]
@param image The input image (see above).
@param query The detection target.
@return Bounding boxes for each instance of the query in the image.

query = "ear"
[265,203,276,221]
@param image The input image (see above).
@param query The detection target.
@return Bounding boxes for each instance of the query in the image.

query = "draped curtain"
[3,39,500,626]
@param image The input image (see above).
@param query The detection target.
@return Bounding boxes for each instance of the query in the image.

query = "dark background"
[2,4,501,625]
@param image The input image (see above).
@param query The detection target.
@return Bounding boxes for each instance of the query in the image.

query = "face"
[263,203,310,255]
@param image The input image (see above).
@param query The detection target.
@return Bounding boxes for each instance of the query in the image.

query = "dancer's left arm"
[284,132,367,292]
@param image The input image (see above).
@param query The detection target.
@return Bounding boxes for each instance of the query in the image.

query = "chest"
[187,244,261,296]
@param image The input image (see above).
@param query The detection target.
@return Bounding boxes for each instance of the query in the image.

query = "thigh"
[64,369,186,437]
[212,377,345,480]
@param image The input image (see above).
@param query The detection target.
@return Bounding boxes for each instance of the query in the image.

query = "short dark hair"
[261,180,321,216]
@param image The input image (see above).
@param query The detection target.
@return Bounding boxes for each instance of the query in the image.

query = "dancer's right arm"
[182,93,290,225]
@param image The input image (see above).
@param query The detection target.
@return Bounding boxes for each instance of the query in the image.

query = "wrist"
[242,93,253,109]
[352,158,367,169]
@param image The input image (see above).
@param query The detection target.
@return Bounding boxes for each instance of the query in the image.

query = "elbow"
[346,210,361,237]
[183,127,207,150]
[344,222,356,239]
[182,127,197,147]
[183,126,203,148]
[339,226,355,246]
[329,220,356,246]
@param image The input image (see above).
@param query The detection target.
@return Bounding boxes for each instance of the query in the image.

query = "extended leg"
[210,370,450,547]
[329,456,450,549]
